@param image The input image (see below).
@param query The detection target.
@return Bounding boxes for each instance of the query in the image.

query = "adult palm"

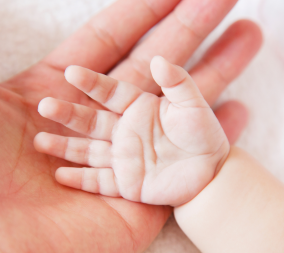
[0,0,262,252]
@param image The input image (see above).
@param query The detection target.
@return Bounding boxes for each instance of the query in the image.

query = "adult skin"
[0,0,262,252]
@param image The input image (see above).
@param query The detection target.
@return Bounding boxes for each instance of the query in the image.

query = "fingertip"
[150,55,166,70]
[234,19,263,49]
[34,132,64,156]
[64,65,78,82]
[55,167,67,184]
[150,55,186,88]
[33,132,49,152]
[64,65,84,85]
[64,65,98,92]
[55,167,82,189]
[150,55,169,85]
[38,97,55,117]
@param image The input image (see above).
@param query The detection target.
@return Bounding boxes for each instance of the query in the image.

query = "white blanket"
[1,0,283,252]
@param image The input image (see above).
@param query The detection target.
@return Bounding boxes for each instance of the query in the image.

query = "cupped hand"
[0,0,262,252]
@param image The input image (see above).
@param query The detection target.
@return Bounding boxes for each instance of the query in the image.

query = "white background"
[0,0,284,252]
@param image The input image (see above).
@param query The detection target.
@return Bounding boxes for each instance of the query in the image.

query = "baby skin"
[34,56,229,207]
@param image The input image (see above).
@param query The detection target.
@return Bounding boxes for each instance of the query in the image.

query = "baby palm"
[35,57,229,207]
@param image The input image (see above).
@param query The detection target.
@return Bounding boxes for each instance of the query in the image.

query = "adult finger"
[214,101,249,144]
[109,0,238,93]
[43,0,181,73]
[190,20,263,106]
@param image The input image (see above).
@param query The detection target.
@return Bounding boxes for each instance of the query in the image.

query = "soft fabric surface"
[1,0,283,252]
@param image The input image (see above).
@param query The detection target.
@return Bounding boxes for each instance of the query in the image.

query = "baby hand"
[34,56,229,207]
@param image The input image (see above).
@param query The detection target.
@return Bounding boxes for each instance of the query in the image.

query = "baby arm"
[34,56,229,207]
[175,147,284,253]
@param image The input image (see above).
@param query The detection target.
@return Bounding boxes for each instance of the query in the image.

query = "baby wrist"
[174,146,284,252]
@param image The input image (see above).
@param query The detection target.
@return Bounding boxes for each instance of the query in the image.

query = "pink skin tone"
[35,57,230,207]
[0,0,262,252]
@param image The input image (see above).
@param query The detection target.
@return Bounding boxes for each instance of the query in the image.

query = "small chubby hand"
[34,56,230,207]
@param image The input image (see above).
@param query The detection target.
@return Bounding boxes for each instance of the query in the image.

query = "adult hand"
[0,0,262,252]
